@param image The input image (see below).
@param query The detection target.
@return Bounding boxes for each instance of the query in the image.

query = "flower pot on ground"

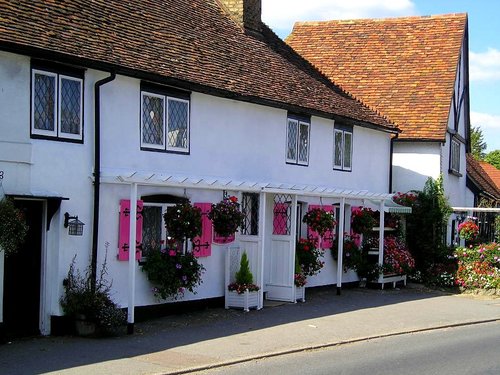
[294,254,307,302]
[60,255,126,337]
[208,196,245,238]
[226,252,260,311]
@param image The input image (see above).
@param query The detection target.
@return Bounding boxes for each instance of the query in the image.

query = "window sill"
[448,169,462,177]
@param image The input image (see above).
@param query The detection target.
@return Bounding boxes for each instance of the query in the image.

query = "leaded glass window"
[333,128,353,171]
[167,98,189,150]
[31,68,83,141]
[286,117,309,165]
[241,193,259,235]
[140,89,190,153]
[141,93,164,148]
[141,205,164,258]
[451,139,460,173]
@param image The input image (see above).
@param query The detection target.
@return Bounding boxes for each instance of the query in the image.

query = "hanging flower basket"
[295,237,324,277]
[0,198,29,257]
[458,220,479,241]
[302,207,336,236]
[163,201,202,241]
[208,196,244,238]
[351,207,376,234]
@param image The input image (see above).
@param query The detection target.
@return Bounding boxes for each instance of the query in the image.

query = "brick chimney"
[220,0,262,32]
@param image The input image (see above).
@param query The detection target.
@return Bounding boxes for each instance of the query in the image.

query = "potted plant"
[382,236,416,275]
[294,254,306,302]
[141,243,205,300]
[331,233,361,272]
[0,197,28,257]
[295,237,324,277]
[458,220,480,242]
[60,255,126,336]
[351,207,376,235]
[302,207,336,236]
[163,201,202,241]
[226,252,260,311]
[208,196,245,238]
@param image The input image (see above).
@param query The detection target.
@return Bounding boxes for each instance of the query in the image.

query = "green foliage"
[235,252,253,285]
[302,207,336,236]
[0,198,29,256]
[60,255,126,332]
[470,126,487,160]
[484,150,500,169]
[142,248,205,300]
[405,176,453,274]
[208,196,245,237]
[163,202,202,240]
[296,237,324,277]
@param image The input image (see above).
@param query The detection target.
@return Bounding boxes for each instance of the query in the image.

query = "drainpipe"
[389,133,399,193]
[91,71,116,290]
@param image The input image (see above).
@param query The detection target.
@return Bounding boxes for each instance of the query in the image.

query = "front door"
[3,200,43,338]
[265,194,297,302]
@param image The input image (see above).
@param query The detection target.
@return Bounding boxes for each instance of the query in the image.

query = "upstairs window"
[450,138,461,174]
[31,63,84,142]
[141,83,190,153]
[333,126,353,171]
[286,115,310,165]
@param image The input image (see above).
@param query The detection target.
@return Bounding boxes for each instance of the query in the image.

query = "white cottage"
[287,13,471,244]
[0,0,400,337]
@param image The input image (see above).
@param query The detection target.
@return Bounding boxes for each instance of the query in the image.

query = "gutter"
[389,132,398,193]
[91,72,116,290]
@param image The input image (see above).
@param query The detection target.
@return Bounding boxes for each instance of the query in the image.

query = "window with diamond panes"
[141,90,189,153]
[273,194,292,235]
[141,93,165,148]
[333,128,353,171]
[141,205,164,258]
[167,98,189,151]
[241,193,259,235]
[286,117,310,165]
[450,139,460,173]
[32,69,83,141]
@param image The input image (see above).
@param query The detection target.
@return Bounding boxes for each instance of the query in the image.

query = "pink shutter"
[273,202,289,235]
[118,199,143,261]
[193,203,212,257]
[307,205,334,249]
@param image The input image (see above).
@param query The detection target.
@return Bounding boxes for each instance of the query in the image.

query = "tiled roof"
[466,154,500,200]
[0,0,395,130]
[286,14,468,140]
[479,161,500,191]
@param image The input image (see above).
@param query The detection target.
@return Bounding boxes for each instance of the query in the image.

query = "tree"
[484,150,500,169]
[470,126,487,160]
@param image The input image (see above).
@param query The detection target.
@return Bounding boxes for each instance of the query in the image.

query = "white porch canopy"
[99,168,411,320]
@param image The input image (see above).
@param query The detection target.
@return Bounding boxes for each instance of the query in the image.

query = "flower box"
[295,286,305,302]
[225,290,259,312]
[378,273,407,290]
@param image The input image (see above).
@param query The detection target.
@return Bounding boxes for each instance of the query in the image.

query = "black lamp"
[64,212,85,236]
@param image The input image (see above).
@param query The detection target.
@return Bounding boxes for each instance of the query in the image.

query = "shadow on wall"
[392,165,433,193]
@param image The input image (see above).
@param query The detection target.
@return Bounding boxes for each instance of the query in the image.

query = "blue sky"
[262,0,500,152]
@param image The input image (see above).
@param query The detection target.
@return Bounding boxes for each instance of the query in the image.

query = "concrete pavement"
[1,285,499,375]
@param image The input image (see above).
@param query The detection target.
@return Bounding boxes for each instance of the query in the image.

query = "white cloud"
[262,0,416,31]
[471,111,500,151]
[469,48,500,82]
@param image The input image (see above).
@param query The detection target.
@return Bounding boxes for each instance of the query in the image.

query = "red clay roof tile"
[286,14,468,141]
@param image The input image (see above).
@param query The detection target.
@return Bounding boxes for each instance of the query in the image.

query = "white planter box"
[295,286,305,302]
[377,274,407,289]
[225,290,260,312]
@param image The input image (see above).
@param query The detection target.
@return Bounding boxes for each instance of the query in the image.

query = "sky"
[262,0,500,152]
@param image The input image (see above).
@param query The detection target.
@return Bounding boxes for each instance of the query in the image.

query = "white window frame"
[140,91,190,153]
[333,128,353,171]
[58,75,83,140]
[31,69,83,141]
[166,97,190,153]
[286,117,310,165]
[450,139,460,173]
[140,92,166,150]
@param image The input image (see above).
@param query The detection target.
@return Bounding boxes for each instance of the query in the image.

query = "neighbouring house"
[286,13,471,243]
[0,0,402,338]
[462,154,500,242]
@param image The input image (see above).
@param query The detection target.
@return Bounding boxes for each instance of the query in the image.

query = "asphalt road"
[193,321,500,375]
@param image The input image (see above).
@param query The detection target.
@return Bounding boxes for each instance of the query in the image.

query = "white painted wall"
[1,51,393,323]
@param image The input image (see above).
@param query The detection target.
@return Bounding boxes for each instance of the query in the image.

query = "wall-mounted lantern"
[64,212,85,236]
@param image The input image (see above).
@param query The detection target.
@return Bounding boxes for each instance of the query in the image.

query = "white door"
[265,194,297,302]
